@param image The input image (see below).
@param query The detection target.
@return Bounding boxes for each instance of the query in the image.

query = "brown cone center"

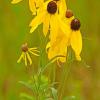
[66,10,73,18]
[21,43,28,52]
[71,18,81,31]
[47,1,57,14]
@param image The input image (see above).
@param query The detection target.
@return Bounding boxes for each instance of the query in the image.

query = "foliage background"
[0,0,100,100]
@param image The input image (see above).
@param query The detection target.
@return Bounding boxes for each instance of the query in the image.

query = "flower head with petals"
[17,43,39,66]
[63,10,82,61]
[46,10,82,63]
[29,0,67,38]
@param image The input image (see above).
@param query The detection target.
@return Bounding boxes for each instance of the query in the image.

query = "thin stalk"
[36,28,47,99]
[52,64,56,82]
[58,48,74,100]
[40,55,65,74]
[59,63,71,100]
[32,72,40,100]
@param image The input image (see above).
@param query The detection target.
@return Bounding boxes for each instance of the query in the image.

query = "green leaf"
[20,93,35,100]
[19,81,33,91]
[50,88,58,100]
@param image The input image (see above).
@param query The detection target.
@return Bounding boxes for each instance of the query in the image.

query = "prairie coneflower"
[11,0,44,15]
[65,10,82,61]
[46,10,82,63]
[46,10,72,63]
[17,43,39,66]
[30,0,68,38]
[69,18,82,61]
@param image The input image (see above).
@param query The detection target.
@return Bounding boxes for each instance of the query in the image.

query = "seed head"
[21,43,28,52]
[66,10,73,18]
[71,18,81,31]
[47,1,57,14]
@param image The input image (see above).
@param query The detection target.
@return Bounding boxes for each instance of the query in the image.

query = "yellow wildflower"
[11,0,44,15]
[47,10,82,63]
[65,10,82,61]
[29,0,67,38]
[17,43,39,66]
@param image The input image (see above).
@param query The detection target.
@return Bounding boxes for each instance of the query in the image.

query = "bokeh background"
[0,0,100,100]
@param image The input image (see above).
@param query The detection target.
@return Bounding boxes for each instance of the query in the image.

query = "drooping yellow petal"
[17,52,24,63]
[31,49,40,53]
[59,44,67,62]
[57,16,71,38]
[35,0,44,8]
[26,52,32,65]
[59,0,67,18]
[29,12,45,33]
[24,53,28,66]
[50,15,59,45]
[47,42,58,60]
[29,0,36,15]
[70,30,82,61]
[48,46,59,60]
[47,43,67,63]
[57,33,68,62]
[47,30,68,63]
[29,48,40,53]
[29,47,38,50]
[57,49,67,63]
[43,13,50,36]
[29,50,39,56]
[11,0,23,4]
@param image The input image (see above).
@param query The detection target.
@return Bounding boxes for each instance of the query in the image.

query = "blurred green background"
[0,0,100,100]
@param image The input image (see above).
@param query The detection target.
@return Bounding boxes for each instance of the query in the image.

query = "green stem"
[40,55,65,75]
[59,63,71,100]
[32,74,40,99]
[52,64,56,82]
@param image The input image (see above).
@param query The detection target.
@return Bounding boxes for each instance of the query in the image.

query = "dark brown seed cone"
[66,10,73,18]
[71,18,81,31]
[47,1,57,14]
[21,43,28,52]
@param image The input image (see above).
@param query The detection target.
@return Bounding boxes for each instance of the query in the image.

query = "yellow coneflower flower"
[29,0,67,38]
[65,10,82,61]
[11,0,44,15]
[46,10,82,63]
[17,43,39,66]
